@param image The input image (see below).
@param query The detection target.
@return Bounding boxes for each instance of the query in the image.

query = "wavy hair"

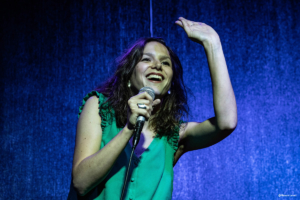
[95,37,188,140]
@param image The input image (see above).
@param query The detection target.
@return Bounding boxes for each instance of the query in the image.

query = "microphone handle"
[132,116,145,149]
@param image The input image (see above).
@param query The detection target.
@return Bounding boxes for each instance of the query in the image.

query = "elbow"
[72,164,107,196]
[72,175,88,196]
[225,120,237,131]
[218,118,237,132]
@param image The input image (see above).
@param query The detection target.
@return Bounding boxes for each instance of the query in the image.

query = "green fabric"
[79,91,180,200]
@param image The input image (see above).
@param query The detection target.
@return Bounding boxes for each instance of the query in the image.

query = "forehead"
[143,41,170,56]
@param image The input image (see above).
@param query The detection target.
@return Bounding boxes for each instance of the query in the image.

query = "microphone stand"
[120,118,145,200]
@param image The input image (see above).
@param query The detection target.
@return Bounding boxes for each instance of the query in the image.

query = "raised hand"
[175,17,220,47]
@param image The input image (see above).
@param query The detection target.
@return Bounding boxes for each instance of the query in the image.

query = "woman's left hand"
[175,17,220,47]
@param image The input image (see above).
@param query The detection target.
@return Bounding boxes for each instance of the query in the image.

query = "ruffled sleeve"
[78,91,110,132]
[171,120,185,153]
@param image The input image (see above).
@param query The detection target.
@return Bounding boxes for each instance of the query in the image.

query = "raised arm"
[174,17,237,160]
[72,92,159,195]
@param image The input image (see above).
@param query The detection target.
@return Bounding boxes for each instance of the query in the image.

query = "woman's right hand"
[127,92,161,129]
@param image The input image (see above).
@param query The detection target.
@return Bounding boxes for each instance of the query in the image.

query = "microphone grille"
[139,87,155,100]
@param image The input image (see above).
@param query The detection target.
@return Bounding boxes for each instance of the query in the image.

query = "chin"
[142,83,168,98]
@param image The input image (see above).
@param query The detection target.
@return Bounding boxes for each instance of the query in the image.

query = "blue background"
[1,0,299,199]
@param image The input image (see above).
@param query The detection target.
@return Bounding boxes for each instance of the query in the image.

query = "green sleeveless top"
[79,91,181,200]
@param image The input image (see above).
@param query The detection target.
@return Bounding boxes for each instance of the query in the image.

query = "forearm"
[203,39,237,130]
[73,125,133,196]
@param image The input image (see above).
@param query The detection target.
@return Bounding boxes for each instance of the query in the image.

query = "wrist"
[126,122,135,131]
[122,124,135,139]
[202,36,221,50]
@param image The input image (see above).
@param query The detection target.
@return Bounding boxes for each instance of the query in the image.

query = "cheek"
[164,69,173,90]
[135,68,145,82]
[131,65,141,78]
[130,65,146,87]
[137,67,145,75]
[167,69,174,81]
[135,64,146,75]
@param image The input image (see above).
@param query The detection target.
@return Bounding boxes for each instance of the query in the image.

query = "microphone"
[121,87,155,200]
[132,87,155,149]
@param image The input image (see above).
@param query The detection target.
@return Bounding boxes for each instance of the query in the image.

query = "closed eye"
[162,62,170,66]
[141,58,151,62]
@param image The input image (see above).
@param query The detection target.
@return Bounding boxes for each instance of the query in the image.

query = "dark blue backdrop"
[1,0,299,199]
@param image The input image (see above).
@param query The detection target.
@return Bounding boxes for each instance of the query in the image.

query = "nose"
[152,61,162,70]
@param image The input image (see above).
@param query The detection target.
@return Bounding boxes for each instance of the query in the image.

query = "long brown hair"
[95,37,188,140]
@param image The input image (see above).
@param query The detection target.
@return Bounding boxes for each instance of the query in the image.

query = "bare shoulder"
[79,96,100,117]
[77,96,102,135]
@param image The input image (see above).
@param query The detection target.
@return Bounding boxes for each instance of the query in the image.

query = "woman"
[68,17,237,199]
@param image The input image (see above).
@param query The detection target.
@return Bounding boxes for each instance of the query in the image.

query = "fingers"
[137,91,154,101]
[128,99,152,112]
[128,92,155,110]
[175,18,188,29]
[153,99,161,107]
[128,101,152,120]
[178,17,192,27]
[137,92,162,108]
[176,17,202,28]
[175,20,183,28]
[127,92,161,126]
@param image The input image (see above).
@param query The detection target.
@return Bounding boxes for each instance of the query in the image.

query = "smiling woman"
[93,38,188,140]
[130,42,173,99]
[68,17,237,200]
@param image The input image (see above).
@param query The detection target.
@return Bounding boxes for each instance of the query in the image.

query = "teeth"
[147,74,163,81]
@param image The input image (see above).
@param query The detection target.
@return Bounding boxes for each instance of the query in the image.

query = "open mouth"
[146,74,164,82]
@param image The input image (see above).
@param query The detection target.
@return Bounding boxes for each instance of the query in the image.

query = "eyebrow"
[143,53,171,60]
